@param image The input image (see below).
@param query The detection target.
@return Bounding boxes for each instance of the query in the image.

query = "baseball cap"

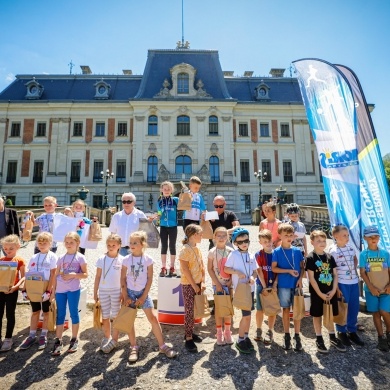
[363,226,380,237]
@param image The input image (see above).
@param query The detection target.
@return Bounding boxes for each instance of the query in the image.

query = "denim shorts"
[126,288,154,309]
[365,290,390,313]
[213,285,230,295]
[278,287,295,308]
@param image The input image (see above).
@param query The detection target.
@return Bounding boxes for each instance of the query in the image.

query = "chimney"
[244,71,254,77]
[80,65,92,75]
[122,69,133,75]
[269,68,285,77]
[223,71,234,77]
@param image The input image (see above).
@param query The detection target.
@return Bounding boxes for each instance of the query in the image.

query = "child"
[182,176,207,230]
[71,199,90,255]
[306,230,346,353]
[224,228,259,354]
[207,227,234,345]
[329,225,364,347]
[0,235,25,352]
[121,231,178,362]
[272,223,304,351]
[254,229,276,344]
[51,232,88,356]
[94,233,123,353]
[157,181,179,277]
[179,224,205,353]
[19,232,57,351]
[259,201,281,248]
[359,225,390,352]
[28,196,59,254]
[286,203,307,257]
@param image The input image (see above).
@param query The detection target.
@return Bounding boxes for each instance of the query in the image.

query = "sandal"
[159,267,167,277]
[159,345,178,358]
[129,346,139,363]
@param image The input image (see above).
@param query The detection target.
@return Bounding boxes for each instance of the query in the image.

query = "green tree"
[5,198,13,206]
[384,160,390,190]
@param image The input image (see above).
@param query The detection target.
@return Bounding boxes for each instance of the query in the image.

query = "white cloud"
[5,73,15,82]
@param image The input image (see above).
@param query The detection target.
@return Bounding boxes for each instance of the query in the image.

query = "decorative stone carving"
[154,79,172,98]
[149,105,158,114]
[173,143,194,155]
[196,80,211,98]
[94,79,111,100]
[25,77,44,100]
[148,143,157,154]
[135,116,145,121]
[161,116,171,121]
[157,164,169,182]
[0,118,7,123]
[222,116,231,122]
[176,40,190,49]
[196,116,206,122]
[179,106,188,114]
[210,143,219,154]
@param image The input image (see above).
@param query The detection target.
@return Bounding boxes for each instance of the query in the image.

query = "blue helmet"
[231,228,250,243]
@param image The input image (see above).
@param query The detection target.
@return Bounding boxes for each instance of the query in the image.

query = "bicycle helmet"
[286,203,300,214]
[231,227,250,243]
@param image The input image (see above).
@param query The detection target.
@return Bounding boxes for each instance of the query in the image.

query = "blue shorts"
[255,285,263,311]
[278,287,295,308]
[365,290,390,313]
[213,285,230,295]
[126,288,154,309]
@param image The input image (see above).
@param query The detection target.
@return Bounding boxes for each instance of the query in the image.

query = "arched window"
[209,156,220,182]
[177,115,190,136]
[209,116,218,135]
[147,156,158,182]
[175,155,192,174]
[148,115,158,136]
[177,73,189,94]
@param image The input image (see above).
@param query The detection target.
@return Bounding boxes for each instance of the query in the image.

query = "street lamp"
[77,186,89,201]
[275,185,287,220]
[101,169,114,209]
[148,193,153,210]
[254,170,267,207]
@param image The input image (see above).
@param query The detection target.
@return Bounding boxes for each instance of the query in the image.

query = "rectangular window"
[320,194,326,204]
[6,196,16,206]
[283,160,293,182]
[240,194,251,213]
[281,123,290,137]
[238,123,248,137]
[117,122,127,136]
[115,195,122,211]
[36,122,46,137]
[116,160,126,182]
[70,195,79,204]
[32,195,42,206]
[260,123,269,137]
[93,195,103,209]
[177,122,190,136]
[93,161,103,182]
[261,160,272,182]
[6,161,17,183]
[73,122,83,137]
[33,161,44,183]
[285,194,294,204]
[95,122,105,137]
[240,160,250,182]
[70,161,81,183]
[10,122,21,137]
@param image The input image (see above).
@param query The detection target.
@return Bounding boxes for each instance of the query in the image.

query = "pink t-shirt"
[56,252,86,293]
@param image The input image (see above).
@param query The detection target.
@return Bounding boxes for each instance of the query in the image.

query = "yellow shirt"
[179,245,204,285]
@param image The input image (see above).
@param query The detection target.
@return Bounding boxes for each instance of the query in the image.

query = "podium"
[157,277,202,325]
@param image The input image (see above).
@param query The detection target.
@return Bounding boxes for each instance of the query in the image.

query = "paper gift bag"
[48,299,56,332]
[194,293,211,318]
[323,300,334,331]
[88,220,103,241]
[93,301,102,329]
[259,288,281,316]
[232,283,252,311]
[293,288,305,320]
[333,297,348,326]
[214,292,234,318]
[200,219,213,240]
[368,269,390,292]
[177,190,192,211]
[22,219,34,241]
[25,271,49,302]
[0,261,18,293]
[138,218,160,249]
[113,305,137,333]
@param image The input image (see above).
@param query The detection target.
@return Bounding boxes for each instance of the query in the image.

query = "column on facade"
[0,118,6,183]
[293,119,312,176]
[132,116,145,181]
[161,115,171,171]
[196,115,206,169]
[221,116,233,181]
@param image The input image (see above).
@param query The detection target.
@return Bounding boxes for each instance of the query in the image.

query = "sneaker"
[348,332,365,346]
[293,334,303,352]
[378,336,390,352]
[283,334,292,350]
[19,336,36,350]
[129,345,140,362]
[235,339,251,354]
[37,336,47,350]
[100,337,109,351]
[102,339,118,354]
[159,345,178,358]
[223,330,234,345]
[254,328,263,342]
[330,336,347,352]
[263,329,274,345]
[245,337,255,351]
[0,338,13,352]
[51,338,63,356]
[185,339,198,353]
[337,332,352,347]
[216,332,226,346]
[159,267,167,277]
[316,337,328,354]
[184,333,203,343]
[67,338,78,353]
[168,267,176,277]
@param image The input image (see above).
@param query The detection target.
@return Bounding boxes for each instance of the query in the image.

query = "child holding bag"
[121,231,178,363]
[207,227,234,346]
[94,233,123,353]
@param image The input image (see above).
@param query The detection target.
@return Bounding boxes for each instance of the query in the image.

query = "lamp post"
[77,186,89,201]
[148,193,153,210]
[275,185,287,220]
[101,169,114,209]
[254,170,267,207]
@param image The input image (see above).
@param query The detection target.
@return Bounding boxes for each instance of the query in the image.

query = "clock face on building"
[98,85,106,94]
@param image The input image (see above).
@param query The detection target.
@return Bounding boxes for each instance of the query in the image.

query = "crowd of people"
[0,175,389,363]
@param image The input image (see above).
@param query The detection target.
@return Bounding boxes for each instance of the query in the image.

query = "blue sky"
[1,0,389,155]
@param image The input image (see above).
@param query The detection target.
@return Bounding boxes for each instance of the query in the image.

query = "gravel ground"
[1,226,390,389]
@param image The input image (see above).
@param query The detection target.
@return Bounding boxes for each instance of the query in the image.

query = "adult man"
[209,196,240,249]
[0,197,20,254]
[109,193,147,256]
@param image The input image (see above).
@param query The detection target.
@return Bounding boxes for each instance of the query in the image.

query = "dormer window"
[170,63,197,97]
[94,79,111,99]
[255,80,271,101]
[178,73,189,94]
[25,78,44,100]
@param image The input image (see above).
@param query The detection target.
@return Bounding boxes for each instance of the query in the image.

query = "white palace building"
[0,44,328,221]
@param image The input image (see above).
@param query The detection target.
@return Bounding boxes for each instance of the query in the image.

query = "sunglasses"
[236,239,250,245]
[122,200,134,204]
[129,241,141,245]
[214,205,224,209]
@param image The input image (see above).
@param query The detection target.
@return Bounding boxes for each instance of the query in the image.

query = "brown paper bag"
[333,297,348,326]
[177,190,192,211]
[113,305,137,333]
[323,300,334,331]
[259,288,281,316]
[93,301,102,329]
[232,283,252,311]
[138,218,160,249]
[48,299,56,332]
[88,220,102,241]
[23,219,34,241]
[0,262,18,293]
[200,219,213,240]
[194,293,211,318]
[293,288,305,320]
[25,280,49,302]
[368,270,390,292]
[214,293,234,318]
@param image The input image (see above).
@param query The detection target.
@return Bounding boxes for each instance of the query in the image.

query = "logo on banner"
[319,148,358,169]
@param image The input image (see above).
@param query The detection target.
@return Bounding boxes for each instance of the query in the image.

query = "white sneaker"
[0,338,13,352]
